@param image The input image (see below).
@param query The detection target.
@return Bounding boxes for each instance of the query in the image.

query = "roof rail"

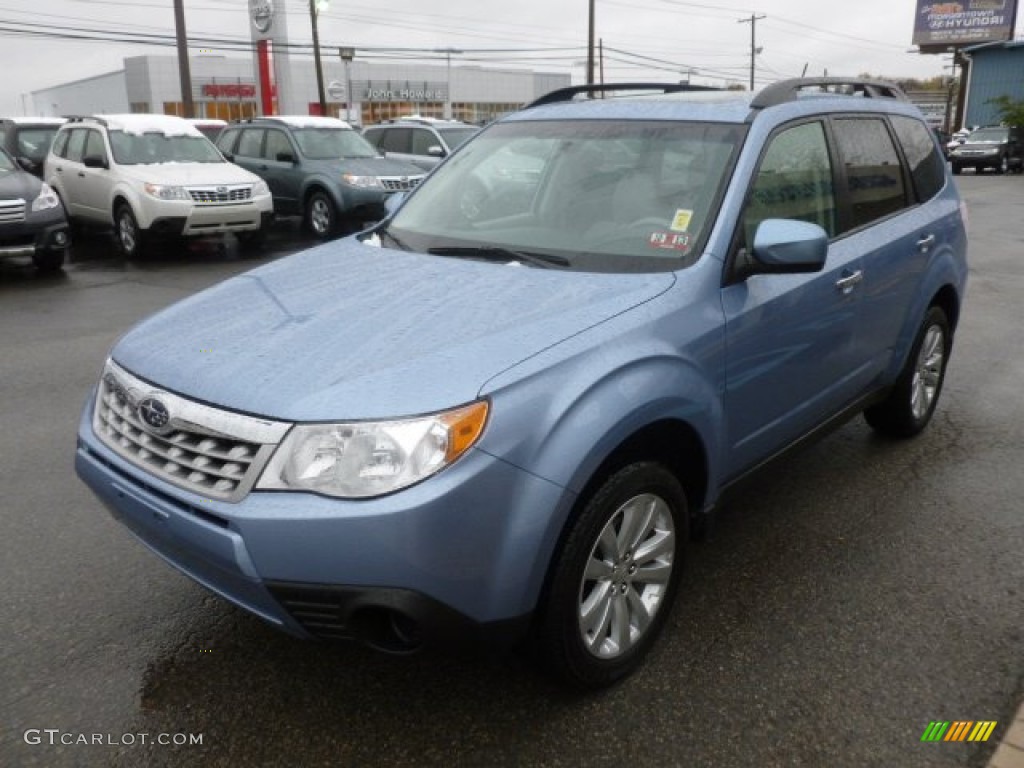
[63,115,107,125]
[526,82,721,109]
[750,77,908,110]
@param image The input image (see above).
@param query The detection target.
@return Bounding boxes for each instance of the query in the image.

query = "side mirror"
[222,151,235,162]
[275,152,296,163]
[735,219,828,281]
[427,145,445,158]
[82,154,108,169]
[17,156,37,173]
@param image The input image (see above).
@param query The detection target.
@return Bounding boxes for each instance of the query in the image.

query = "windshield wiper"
[427,245,570,269]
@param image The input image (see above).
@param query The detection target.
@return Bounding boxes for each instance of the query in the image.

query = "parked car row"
[1,112,481,271]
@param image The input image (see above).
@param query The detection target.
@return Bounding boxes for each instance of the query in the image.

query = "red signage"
[202,83,257,99]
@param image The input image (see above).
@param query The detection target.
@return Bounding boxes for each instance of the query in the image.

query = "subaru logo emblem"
[138,397,171,433]
[216,186,228,194]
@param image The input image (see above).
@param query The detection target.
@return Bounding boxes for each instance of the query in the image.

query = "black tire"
[305,190,337,239]
[114,204,147,259]
[536,462,688,689]
[951,164,962,175]
[864,306,951,438]
[32,248,65,273]
[996,155,1009,175]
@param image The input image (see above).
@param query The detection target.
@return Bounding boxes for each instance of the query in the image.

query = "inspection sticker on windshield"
[670,209,693,232]
[648,232,690,252]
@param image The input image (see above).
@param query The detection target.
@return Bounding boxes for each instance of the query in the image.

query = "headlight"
[31,182,60,212]
[342,173,383,189]
[144,183,191,200]
[256,400,488,498]
[253,180,270,196]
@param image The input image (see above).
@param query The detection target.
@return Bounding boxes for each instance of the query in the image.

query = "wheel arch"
[930,283,960,332]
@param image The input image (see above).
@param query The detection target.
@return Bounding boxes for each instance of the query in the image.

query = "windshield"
[386,119,744,273]
[293,127,378,159]
[108,131,223,165]
[16,127,60,161]
[437,127,479,149]
[967,128,1008,143]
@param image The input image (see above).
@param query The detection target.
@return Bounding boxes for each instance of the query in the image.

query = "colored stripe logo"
[920,721,997,742]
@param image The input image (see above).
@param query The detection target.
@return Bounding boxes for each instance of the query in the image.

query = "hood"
[0,169,42,201]
[327,156,426,178]
[112,241,674,421]
[118,162,260,186]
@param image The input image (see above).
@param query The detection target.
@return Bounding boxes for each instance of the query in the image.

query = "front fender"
[476,351,724,614]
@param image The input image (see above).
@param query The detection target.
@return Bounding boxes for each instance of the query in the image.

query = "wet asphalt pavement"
[1,180,1022,768]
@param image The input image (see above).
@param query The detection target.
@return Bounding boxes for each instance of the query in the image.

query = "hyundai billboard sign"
[913,0,1019,49]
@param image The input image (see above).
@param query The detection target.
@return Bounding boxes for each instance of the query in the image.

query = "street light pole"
[173,0,194,117]
[310,0,328,115]
[433,48,463,119]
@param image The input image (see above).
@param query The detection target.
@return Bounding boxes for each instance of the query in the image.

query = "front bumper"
[136,193,274,235]
[0,211,69,260]
[75,391,567,651]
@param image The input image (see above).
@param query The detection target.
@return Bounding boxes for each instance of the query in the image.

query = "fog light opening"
[350,607,423,655]
[53,231,68,246]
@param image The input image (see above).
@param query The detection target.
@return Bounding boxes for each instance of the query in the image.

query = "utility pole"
[310,0,327,115]
[738,14,765,91]
[587,0,596,86]
[173,0,194,117]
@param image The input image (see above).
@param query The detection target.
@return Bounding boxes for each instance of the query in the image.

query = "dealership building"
[29,54,570,126]
[29,0,569,125]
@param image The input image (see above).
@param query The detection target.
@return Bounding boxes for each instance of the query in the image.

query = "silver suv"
[45,114,273,259]
[362,117,479,171]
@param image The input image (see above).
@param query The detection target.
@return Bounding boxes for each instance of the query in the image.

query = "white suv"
[45,114,273,258]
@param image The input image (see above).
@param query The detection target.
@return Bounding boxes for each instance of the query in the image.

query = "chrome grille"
[380,176,423,192]
[93,361,290,502]
[188,186,253,204]
[0,198,27,224]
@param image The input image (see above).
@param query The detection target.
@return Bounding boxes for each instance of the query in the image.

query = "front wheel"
[951,163,962,175]
[305,190,337,239]
[864,306,951,438]
[114,204,147,259]
[536,462,687,689]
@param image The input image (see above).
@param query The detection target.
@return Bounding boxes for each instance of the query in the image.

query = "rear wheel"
[536,462,687,689]
[864,306,951,438]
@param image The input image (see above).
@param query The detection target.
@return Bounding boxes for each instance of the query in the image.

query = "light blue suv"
[76,78,968,689]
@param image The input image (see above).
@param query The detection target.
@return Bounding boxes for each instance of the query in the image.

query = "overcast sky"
[2,0,1021,115]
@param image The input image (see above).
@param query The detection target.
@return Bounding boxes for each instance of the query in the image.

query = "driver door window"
[742,121,837,248]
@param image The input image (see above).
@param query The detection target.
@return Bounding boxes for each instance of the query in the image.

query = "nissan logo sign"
[249,0,274,33]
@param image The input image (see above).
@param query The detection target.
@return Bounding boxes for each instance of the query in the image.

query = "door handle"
[78,172,85,178]
[916,234,936,252]
[835,269,863,295]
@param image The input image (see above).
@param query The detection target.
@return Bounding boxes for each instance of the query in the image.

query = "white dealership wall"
[29,54,569,122]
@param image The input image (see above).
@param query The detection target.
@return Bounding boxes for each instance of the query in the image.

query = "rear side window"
[890,115,945,203]
[832,118,907,230]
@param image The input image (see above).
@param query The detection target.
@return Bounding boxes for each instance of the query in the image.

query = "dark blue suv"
[76,79,967,688]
